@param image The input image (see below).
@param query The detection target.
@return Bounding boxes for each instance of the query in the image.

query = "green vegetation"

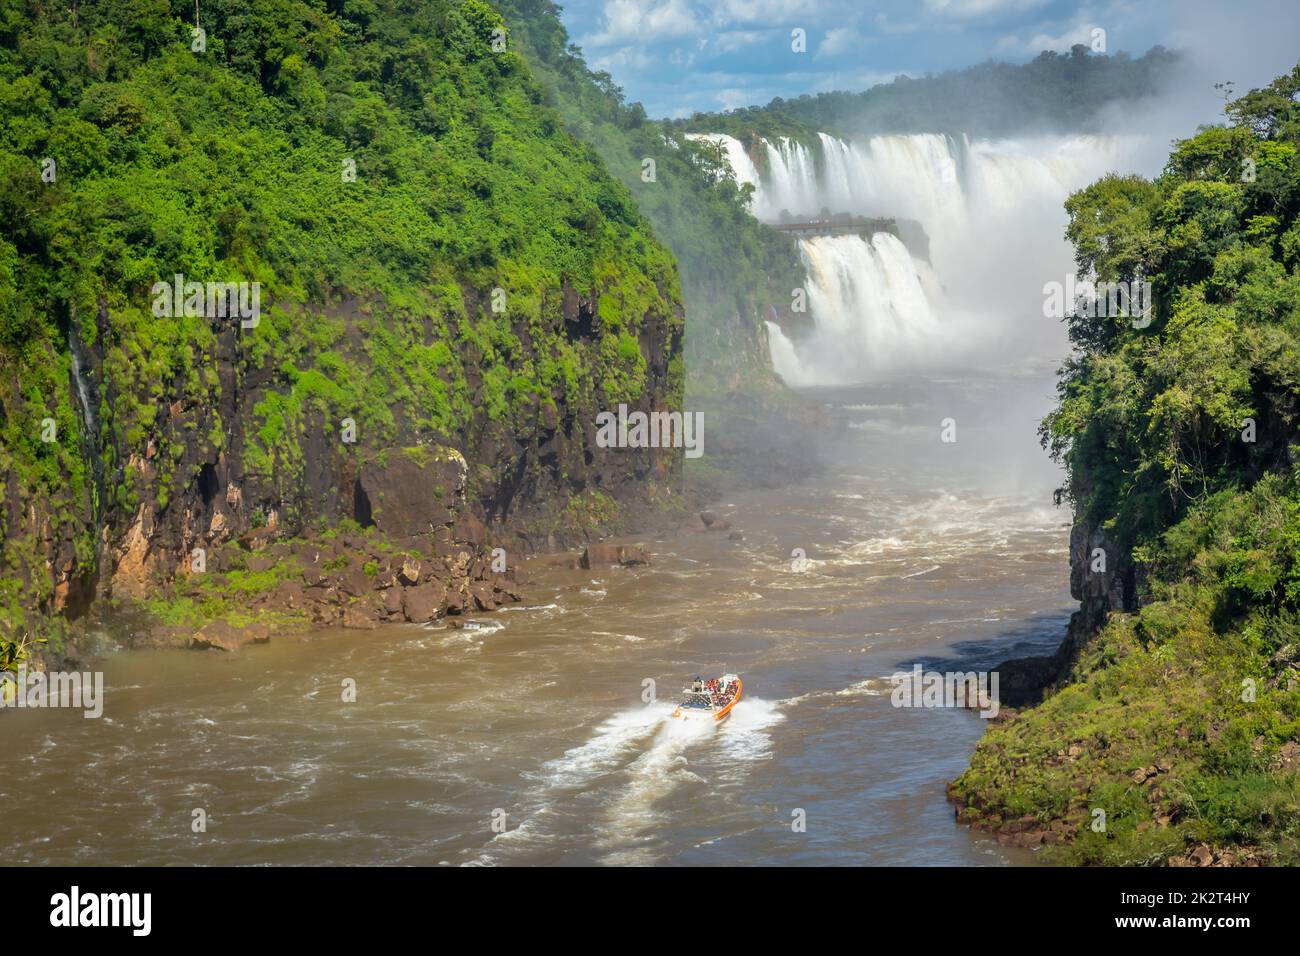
[0,0,687,659]
[494,0,806,392]
[953,66,1300,864]
[683,45,1180,141]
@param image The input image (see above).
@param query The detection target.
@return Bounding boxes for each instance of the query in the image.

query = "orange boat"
[670,673,743,722]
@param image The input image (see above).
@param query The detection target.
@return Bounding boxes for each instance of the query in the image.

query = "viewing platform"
[768,216,897,238]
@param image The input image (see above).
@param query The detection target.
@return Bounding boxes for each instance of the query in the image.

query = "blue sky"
[550,0,1300,119]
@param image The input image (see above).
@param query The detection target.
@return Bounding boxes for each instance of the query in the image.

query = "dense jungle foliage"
[493,0,806,392]
[953,66,1300,864]
[0,0,685,659]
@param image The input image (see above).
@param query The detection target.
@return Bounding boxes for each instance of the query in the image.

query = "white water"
[698,130,1150,383]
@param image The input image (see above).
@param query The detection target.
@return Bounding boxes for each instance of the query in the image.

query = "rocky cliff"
[0,0,685,652]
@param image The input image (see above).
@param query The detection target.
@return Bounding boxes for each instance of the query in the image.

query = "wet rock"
[988,654,1058,708]
[617,545,649,566]
[445,586,469,614]
[581,543,622,567]
[188,620,270,651]
[581,543,650,568]
[401,582,447,623]
[341,605,380,630]
[470,582,497,611]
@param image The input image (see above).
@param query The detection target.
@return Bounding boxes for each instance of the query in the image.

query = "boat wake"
[475,696,785,865]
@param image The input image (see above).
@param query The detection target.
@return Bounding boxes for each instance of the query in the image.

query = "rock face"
[356,449,464,536]
[989,519,1137,706]
[0,4,688,637]
[5,282,682,633]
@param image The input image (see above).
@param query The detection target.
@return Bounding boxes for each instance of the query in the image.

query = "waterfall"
[702,129,1147,384]
[796,232,943,378]
[764,320,808,387]
[68,330,96,438]
[67,313,104,536]
[760,138,821,221]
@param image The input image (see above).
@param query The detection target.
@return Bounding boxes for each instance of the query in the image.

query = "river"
[1,368,1072,866]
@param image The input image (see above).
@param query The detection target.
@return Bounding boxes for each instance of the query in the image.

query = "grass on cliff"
[0,0,687,650]
[495,0,807,395]
[958,602,1300,864]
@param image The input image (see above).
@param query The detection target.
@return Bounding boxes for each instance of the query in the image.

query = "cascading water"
[795,232,943,380]
[68,330,96,437]
[699,129,1148,384]
[67,309,105,537]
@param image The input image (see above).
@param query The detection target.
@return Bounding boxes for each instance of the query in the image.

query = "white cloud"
[591,46,658,73]
[996,19,1104,54]
[716,87,756,110]
[818,26,871,58]
[584,0,701,47]
[710,29,767,54]
[925,0,1049,19]
[711,0,819,25]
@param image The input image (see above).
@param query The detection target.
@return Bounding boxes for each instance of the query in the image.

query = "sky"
[552,0,1300,120]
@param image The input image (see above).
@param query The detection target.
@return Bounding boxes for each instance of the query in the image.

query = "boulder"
[341,605,380,630]
[402,582,447,623]
[273,580,306,610]
[617,545,649,566]
[469,582,497,611]
[355,446,465,536]
[581,543,650,568]
[580,543,622,568]
[188,620,270,651]
[339,566,371,597]
[398,557,422,586]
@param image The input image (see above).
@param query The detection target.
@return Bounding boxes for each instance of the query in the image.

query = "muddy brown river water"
[2,371,1072,865]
